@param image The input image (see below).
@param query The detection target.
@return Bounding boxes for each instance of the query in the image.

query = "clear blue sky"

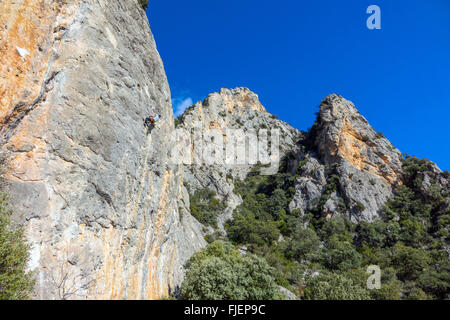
[146,0,450,170]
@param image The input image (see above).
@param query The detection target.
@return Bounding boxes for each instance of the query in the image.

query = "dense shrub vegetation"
[180,241,281,300]
[0,168,34,299]
[226,163,297,247]
[185,155,449,300]
[189,188,226,228]
[138,0,148,10]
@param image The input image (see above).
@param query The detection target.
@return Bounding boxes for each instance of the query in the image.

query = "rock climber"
[144,114,160,134]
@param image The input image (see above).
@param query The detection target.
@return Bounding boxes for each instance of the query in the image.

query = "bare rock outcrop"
[290,94,404,222]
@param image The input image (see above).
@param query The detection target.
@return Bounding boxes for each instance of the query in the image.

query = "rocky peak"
[289,94,405,222]
[178,87,269,133]
[178,87,300,165]
[314,94,403,185]
[202,87,267,114]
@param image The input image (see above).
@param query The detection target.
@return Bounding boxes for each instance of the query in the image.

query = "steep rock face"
[177,88,302,231]
[290,94,403,222]
[0,0,204,299]
[315,94,402,184]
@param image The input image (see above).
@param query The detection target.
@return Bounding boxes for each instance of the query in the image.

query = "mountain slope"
[178,90,407,233]
[178,89,449,300]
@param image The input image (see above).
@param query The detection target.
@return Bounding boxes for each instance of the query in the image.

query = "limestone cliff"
[0,0,204,299]
[289,94,404,222]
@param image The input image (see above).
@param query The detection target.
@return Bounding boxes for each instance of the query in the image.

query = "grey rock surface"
[289,154,326,215]
[278,286,298,300]
[1,0,205,299]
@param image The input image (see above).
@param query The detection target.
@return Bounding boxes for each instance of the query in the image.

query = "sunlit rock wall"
[0,0,205,299]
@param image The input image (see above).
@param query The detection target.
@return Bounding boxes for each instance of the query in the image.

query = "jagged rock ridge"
[289,94,404,222]
[179,90,407,231]
[177,87,302,231]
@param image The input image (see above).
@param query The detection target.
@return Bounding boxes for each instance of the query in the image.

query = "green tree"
[284,227,321,262]
[406,288,431,300]
[417,250,450,299]
[138,0,148,10]
[304,273,371,300]
[226,212,280,246]
[181,241,280,300]
[267,189,287,219]
[391,244,431,281]
[320,216,353,242]
[323,236,362,271]
[0,192,34,299]
[356,220,389,248]
[189,188,225,228]
[368,267,403,300]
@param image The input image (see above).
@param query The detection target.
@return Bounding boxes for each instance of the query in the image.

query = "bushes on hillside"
[226,212,280,246]
[180,241,280,300]
[185,151,449,300]
[283,227,321,262]
[226,170,297,249]
[323,236,362,271]
[304,273,371,300]
[189,188,226,228]
[221,154,450,300]
[0,192,34,300]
